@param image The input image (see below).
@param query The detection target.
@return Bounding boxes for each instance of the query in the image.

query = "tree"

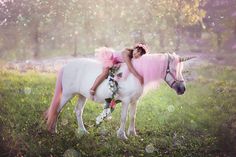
[147,0,206,51]
[0,0,208,60]
[203,0,236,52]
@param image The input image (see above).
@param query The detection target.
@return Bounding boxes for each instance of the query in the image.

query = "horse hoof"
[78,128,89,134]
[83,130,89,134]
[117,130,128,140]
[48,128,57,134]
[127,130,137,136]
[75,128,89,138]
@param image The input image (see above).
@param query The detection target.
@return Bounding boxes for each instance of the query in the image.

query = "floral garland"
[105,65,122,111]
[96,65,122,125]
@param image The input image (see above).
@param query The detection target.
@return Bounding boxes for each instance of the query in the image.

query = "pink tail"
[45,68,63,131]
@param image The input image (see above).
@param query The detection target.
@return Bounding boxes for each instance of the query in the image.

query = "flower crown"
[134,43,149,54]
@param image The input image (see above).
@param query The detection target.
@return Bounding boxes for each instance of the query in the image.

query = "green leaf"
[105,98,112,103]
[115,100,122,104]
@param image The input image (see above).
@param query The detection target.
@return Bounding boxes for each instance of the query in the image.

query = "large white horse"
[45,53,194,140]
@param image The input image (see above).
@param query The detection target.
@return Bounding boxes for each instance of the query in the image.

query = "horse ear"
[179,56,196,62]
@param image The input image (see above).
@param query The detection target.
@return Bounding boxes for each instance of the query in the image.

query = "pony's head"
[164,53,195,95]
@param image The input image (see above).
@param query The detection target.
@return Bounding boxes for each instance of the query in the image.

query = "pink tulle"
[95,47,116,68]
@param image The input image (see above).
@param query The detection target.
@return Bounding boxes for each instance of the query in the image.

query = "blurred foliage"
[203,0,236,52]
[0,0,235,60]
[0,0,208,59]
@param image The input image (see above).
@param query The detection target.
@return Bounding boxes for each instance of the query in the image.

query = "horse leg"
[49,93,72,133]
[127,101,137,136]
[74,95,88,134]
[117,100,129,140]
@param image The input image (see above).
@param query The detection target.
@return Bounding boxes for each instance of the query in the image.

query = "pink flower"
[110,99,116,109]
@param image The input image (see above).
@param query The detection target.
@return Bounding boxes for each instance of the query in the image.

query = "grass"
[0,62,236,157]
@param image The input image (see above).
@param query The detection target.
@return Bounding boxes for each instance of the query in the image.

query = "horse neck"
[132,53,168,86]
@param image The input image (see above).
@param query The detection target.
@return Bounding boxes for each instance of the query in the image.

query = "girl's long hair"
[125,45,147,58]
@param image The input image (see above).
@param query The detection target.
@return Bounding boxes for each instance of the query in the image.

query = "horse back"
[61,58,103,95]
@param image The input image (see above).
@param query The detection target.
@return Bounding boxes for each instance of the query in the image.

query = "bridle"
[164,55,184,88]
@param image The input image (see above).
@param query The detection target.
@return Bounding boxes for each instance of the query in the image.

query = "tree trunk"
[33,21,40,58]
[73,34,78,57]
[175,25,181,51]
[234,21,236,40]
[159,29,165,48]
[216,32,222,52]
[175,34,180,51]
[175,0,182,51]
[194,23,202,39]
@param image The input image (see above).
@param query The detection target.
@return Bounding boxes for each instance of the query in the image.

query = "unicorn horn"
[179,56,196,62]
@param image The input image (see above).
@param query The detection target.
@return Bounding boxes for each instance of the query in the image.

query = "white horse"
[45,53,194,140]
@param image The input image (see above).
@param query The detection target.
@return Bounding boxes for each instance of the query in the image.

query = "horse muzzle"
[173,81,186,95]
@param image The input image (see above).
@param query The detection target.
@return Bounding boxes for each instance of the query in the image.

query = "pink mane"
[132,54,168,90]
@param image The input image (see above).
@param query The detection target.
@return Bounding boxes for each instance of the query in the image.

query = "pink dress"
[95,47,124,68]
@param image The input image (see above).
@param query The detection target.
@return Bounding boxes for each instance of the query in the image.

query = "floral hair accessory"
[134,43,149,54]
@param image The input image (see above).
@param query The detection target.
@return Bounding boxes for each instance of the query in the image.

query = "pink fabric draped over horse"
[131,54,168,88]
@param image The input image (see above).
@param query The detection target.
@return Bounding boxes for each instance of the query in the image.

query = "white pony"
[44,53,194,140]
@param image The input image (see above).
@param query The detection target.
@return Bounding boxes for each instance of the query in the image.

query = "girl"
[90,43,148,97]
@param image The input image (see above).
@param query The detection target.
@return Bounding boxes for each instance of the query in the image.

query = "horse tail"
[44,68,63,131]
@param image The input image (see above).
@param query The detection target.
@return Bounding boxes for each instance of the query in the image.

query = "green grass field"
[0,62,236,157]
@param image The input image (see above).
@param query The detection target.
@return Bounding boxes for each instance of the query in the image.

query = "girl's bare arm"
[122,50,143,84]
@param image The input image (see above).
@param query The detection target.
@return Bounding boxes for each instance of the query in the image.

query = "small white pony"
[44,53,194,140]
